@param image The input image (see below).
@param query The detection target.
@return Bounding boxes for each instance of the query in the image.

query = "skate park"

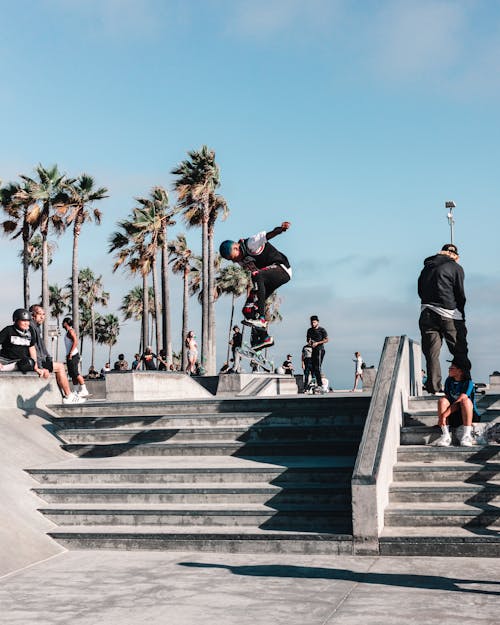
[1,335,499,624]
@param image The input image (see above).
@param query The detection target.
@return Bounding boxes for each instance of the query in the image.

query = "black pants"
[419,308,471,393]
[311,348,325,386]
[253,266,290,317]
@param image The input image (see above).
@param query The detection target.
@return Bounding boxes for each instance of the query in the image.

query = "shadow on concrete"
[16,386,57,421]
[178,561,500,596]
[463,445,500,536]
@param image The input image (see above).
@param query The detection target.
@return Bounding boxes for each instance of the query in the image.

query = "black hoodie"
[418,254,466,316]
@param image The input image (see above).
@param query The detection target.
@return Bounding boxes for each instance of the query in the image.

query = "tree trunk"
[41,232,49,346]
[161,235,172,363]
[151,257,162,355]
[72,219,81,339]
[142,274,149,353]
[22,216,30,309]
[108,344,112,364]
[91,305,96,368]
[201,215,209,374]
[226,293,235,364]
[181,267,189,371]
[207,221,216,375]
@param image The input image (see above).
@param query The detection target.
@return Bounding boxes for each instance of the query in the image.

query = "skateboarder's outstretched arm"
[266,221,291,241]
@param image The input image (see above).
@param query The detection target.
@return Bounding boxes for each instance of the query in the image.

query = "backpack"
[361,361,366,370]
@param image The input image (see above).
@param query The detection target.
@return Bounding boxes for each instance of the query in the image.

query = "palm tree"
[23,234,56,271]
[49,284,70,360]
[109,218,151,354]
[1,181,36,307]
[216,263,251,364]
[19,164,71,344]
[120,285,155,352]
[135,186,179,361]
[60,174,108,338]
[95,313,120,363]
[171,146,224,374]
[77,268,109,368]
[168,234,194,371]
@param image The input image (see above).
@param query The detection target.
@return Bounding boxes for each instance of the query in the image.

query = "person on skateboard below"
[219,221,292,351]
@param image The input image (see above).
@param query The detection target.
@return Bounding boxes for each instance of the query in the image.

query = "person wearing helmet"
[0,308,45,376]
[219,221,291,350]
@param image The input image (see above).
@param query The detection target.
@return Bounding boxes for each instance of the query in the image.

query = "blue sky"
[1,0,500,388]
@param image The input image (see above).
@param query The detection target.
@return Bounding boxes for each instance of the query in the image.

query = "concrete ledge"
[217,373,298,396]
[105,371,213,402]
[0,373,63,411]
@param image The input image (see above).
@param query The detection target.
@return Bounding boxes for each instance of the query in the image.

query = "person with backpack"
[301,340,313,391]
[352,351,364,391]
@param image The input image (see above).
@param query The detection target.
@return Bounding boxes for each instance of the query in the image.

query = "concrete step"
[389,482,500,503]
[396,445,500,463]
[385,503,500,527]
[39,503,352,531]
[61,439,361,457]
[407,396,439,412]
[393,461,500,483]
[51,412,367,429]
[56,424,363,445]
[27,456,355,484]
[403,413,438,427]
[32,482,351,505]
[379,527,500,557]
[47,525,354,554]
[50,396,371,419]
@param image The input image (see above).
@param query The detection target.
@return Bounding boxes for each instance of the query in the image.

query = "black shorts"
[67,354,80,379]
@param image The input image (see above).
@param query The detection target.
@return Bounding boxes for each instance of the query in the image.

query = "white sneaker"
[78,388,90,398]
[460,433,474,447]
[244,318,268,329]
[433,433,451,447]
[63,392,85,404]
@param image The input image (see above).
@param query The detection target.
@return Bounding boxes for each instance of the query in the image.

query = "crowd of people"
[0,240,480,445]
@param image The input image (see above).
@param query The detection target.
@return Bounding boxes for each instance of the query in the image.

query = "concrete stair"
[381,395,500,556]
[29,395,370,553]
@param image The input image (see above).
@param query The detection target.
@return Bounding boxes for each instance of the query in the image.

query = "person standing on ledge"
[306,315,329,387]
[418,243,471,394]
[62,317,90,397]
[219,221,291,351]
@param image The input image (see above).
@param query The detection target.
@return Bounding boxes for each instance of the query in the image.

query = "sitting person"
[158,349,167,371]
[282,354,294,375]
[0,308,42,374]
[29,305,84,403]
[140,347,157,371]
[113,353,129,371]
[86,365,101,380]
[433,358,479,447]
[131,353,141,371]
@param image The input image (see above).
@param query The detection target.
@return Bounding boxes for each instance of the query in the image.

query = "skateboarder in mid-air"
[219,221,292,350]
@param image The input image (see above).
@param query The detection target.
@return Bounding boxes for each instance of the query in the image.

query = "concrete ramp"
[0,405,68,576]
[0,372,63,411]
[105,372,213,402]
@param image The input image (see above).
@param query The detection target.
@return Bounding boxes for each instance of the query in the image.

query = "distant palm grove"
[0,146,259,375]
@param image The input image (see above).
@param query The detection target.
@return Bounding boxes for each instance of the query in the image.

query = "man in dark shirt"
[306,315,329,386]
[29,304,82,402]
[0,308,45,376]
[230,325,242,373]
[418,243,471,394]
[282,354,294,375]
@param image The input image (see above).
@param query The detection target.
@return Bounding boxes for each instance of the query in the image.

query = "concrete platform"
[105,371,213,401]
[0,551,498,625]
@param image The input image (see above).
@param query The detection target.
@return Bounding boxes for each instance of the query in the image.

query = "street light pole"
[445,201,456,244]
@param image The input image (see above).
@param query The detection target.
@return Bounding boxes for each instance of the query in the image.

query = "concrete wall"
[351,336,420,554]
[0,372,64,411]
[105,371,213,402]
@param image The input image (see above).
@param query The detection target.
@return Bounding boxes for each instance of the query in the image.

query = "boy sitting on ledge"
[433,358,479,447]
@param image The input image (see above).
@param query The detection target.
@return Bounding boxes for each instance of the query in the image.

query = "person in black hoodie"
[418,243,471,394]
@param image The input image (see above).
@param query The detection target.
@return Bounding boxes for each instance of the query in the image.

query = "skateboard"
[236,342,274,373]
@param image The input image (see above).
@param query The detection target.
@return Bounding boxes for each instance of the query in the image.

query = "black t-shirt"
[232,332,242,349]
[0,324,35,360]
[141,353,157,370]
[306,326,328,350]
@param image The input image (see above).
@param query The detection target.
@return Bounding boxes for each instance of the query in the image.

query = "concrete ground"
[1,551,498,625]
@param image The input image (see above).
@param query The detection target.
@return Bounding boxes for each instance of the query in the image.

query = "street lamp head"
[445,201,456,209]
